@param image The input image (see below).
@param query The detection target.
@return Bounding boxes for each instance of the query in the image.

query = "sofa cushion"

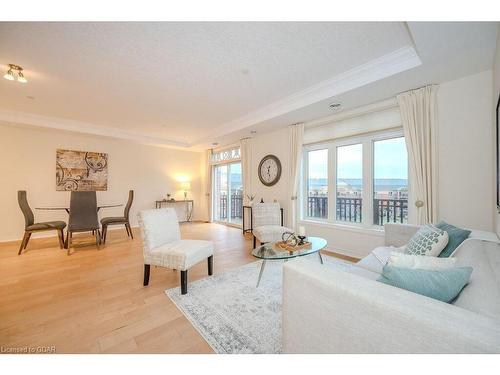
[435,221,471,258]
[405,224,449,256]
[453,239,500,320]
[356,246,405,274]
[378,265,473,303]
[388,252,458,269]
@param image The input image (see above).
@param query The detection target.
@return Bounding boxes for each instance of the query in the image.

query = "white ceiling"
[0,22,497,150]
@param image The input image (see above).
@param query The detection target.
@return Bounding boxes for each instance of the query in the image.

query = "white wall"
[0,124,204,242]
[248,70,495,258]
[248,127,291,218]
[438,70,494,232]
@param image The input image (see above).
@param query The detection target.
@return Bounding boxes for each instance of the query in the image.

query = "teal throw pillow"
[378,265,472,303]
[435,220,471,258]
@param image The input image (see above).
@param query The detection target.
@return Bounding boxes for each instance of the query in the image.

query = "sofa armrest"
[384,223,419,247]
[282,258,500,353]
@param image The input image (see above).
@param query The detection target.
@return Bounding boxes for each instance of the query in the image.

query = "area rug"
[165,255,352,354]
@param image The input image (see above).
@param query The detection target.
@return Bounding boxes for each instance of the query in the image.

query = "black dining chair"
[66,191,101,255]
[100,190,134,244]
[17,191,66,255]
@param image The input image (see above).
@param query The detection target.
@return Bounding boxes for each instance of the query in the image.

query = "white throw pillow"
[405,224,449,256]
[388,251,458,269]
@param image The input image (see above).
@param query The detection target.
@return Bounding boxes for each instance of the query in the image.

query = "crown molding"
[192,45,421,146]
[0,109,191,149]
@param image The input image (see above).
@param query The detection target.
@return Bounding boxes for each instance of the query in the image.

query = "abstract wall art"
[56,149,108,191]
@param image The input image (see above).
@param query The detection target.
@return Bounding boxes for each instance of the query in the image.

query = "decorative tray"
[276,241,312,252]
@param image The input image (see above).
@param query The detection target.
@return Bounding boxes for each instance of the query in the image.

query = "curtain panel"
[289,123,304,231]
[240,138,253,206]
[397,85,439,225]
[205,149,213,222]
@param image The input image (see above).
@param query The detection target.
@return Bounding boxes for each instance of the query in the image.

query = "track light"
[3,68,14,81]
[17,71,27,83]
[3,64,28,83]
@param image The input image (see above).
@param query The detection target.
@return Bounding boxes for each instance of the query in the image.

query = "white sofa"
[282,223,500,353]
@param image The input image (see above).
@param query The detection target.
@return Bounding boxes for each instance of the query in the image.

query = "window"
[373,137,408,225]
[210,146,243,226]
[336,144,362,223]
[302,130,408,228]
[306,149,328,219]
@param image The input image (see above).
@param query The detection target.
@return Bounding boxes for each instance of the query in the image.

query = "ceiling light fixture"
[3,64,27,83]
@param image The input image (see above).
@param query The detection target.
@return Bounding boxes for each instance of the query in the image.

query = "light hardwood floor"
[0,223,356,353]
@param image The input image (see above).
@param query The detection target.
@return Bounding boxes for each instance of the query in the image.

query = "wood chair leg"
[181,270,188,295]
[127,223,133,239]
[66,231,72,255]
[208,255,213,276]
[96,230,101,249]
[143,264,150,286]
[18,231,29,255]
[57,229,64,249]
[23,232,32,249]
[253,236,256,249]
[102,225,107,244]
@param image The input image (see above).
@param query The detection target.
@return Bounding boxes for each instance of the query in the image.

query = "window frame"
[302,128,408,229]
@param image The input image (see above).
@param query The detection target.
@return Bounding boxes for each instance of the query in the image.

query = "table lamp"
[180,182,191,200]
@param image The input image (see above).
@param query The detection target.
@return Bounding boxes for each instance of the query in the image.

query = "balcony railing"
[307,196,328,219]
[307,196,408,225]
[219,194,243,220]
[373,198,408,226]
[337,197,362,223]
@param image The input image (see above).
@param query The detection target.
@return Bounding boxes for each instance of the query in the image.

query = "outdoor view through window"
[306,135,408,225]
[373,137,408,225]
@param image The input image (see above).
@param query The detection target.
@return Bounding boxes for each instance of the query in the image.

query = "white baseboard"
[0,225,139,244]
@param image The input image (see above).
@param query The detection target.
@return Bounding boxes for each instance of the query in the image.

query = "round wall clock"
[258,154,282,186]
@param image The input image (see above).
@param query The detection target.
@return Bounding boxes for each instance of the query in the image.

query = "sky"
[308,137,408,180]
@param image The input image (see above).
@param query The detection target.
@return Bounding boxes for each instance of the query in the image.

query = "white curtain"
[240,137,253,205]
[397,85,439,225]
[288,123,304,231]
[205,149,213,222]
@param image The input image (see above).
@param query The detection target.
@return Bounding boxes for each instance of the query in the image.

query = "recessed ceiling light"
[329,102,342,110]
[212,142,219,146]
[4,64,27,83]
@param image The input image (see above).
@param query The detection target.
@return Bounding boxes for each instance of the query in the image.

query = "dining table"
[35,204,123,214]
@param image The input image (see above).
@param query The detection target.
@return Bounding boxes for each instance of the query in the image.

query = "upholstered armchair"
[252,202,292,248]
[137,208,214,295]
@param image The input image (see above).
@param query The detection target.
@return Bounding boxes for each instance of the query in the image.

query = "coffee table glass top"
[252,236,327,260]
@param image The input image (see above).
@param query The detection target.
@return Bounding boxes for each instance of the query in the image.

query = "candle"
[298,226,306,237]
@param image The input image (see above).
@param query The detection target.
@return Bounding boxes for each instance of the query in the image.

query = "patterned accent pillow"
[405,224,449,257]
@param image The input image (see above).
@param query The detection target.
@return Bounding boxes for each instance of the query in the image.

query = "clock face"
[258,155,281,186]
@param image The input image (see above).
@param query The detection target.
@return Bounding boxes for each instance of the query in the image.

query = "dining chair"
[17,191,66,255]
[66,191,101,255]
[100,190,134,244]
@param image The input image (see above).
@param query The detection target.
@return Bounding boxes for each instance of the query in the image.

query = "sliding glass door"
[213,162,243,226]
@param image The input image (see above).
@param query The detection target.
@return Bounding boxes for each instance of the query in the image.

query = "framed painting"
[56,149,108,191]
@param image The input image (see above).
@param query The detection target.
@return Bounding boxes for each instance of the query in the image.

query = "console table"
[155,199,194,222]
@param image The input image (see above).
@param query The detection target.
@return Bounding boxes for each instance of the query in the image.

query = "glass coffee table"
[251,236,327,287]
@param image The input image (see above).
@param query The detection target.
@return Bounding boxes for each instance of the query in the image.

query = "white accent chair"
[137,208,214,295]
[252,202,292,248]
